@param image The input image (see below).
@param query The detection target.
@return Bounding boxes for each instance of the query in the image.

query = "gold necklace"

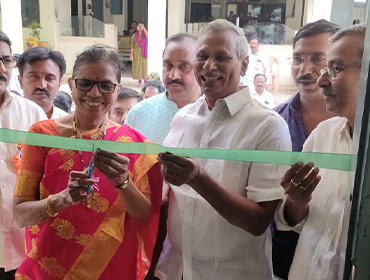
[72,116,106,208]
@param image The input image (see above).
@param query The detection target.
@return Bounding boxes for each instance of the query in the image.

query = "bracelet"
[46,195,58,217]
[115,175,130,190]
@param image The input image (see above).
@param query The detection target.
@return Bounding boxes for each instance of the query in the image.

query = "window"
[21,0,40,27]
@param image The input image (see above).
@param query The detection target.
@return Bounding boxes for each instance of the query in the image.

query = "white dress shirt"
[251,89,275,109]
[51,105,68,119]
[275,117,353,280]
[0,90,46,271]
[240,51,271,89]
[155,88,291,280]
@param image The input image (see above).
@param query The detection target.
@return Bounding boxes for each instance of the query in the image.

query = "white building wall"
[1,0,23,53]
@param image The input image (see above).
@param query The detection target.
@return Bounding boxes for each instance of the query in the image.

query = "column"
[167,0,186,37]
[147,0,166,78]
[1,0,23,53]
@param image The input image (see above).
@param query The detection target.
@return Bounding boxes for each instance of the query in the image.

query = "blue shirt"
[274,93,308,152]
[125,92,180,144]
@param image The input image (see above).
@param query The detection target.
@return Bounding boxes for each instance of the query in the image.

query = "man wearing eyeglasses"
[275,24,364,280]
[17,47,68,119]
[0,31,46,280]
[272,19,340,280]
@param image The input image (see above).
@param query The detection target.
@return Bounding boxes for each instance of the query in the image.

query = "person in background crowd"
[275,23,365,280]
[125,33,201,144]
[240,37,271,91]
[252,73,275,108]
[130,22,148,86]
[54,91,72,113]
[0,31,46,280]
[12,44,162,280]
[129,20,138,37]
[8,53,23,96]
[152,19,291,280]
[17,46,68,119]
[109,87,142,124]
[272,19,340,280]
[142,80,165,99]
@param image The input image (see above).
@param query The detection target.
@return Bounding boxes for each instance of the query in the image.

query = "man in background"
[0,31,46,280]
[251,74,275,108]
[125,33,201,144]
[240,37,270,91]
[17,47,67,119]
[109,87,142,124]
[142,80,165,99]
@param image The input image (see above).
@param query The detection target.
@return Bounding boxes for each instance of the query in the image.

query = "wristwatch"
[115,175,130,190]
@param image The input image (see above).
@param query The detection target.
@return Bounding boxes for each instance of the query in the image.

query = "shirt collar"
[1,90,13,109]
[289,92,301,112]
[223,87,252,116]
[338,118,352,140]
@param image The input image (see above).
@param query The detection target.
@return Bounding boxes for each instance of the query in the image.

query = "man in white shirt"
[252,73,275,108]
[17,47,68,119]
[275,24,365,280]
[240,36,271,91]
[153,19,291,280]
[0,31,46,280]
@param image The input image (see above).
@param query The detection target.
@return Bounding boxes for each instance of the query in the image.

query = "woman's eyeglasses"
[73,79,118,94]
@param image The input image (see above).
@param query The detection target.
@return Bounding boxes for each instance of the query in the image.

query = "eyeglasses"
[290,55,327,66]
[0,56,16,68]
[73,79,118,94]
[320,63,362,80]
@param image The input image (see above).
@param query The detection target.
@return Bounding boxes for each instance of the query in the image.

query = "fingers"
[70,170,89,179]
[95,149,128,163]
[291,162,315,185]
[283,162,321,205]
[158,152,188,168]
[280,162,304,184]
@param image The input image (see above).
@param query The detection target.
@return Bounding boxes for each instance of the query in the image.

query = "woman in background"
[130,22,148,86]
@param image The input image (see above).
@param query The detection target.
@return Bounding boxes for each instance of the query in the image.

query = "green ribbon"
[0,128,357,171]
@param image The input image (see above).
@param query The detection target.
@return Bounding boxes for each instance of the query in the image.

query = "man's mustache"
[0,75,7,82]
[322,86,335,97]
[297,75,316,83]
[34,88,50,95]
[168,80,184,86]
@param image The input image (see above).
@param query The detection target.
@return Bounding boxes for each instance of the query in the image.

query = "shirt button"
[328,228,333,234]
[315,260,319,266]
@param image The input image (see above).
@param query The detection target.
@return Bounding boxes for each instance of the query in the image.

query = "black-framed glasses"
[0,56,16,68]
[320,63,362,80]
[289,55,327,66]
[73,79,118,94]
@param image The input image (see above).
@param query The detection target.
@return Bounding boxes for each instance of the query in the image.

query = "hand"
[93,149,130,187]
[280,162,321,205]
[130,55,133,61]
[63,170,98,206]
[157,152,200,186]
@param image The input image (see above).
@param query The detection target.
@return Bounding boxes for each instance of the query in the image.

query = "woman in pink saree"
[12,45,162,280]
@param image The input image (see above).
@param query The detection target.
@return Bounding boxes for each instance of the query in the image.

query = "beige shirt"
[0,90,46,270]
[155,88,291,280]
[275,117,353,280]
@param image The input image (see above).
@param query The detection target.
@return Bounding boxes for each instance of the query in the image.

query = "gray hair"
[72,44,124,83]
[198,19,249,61]
[330,24,366,58]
